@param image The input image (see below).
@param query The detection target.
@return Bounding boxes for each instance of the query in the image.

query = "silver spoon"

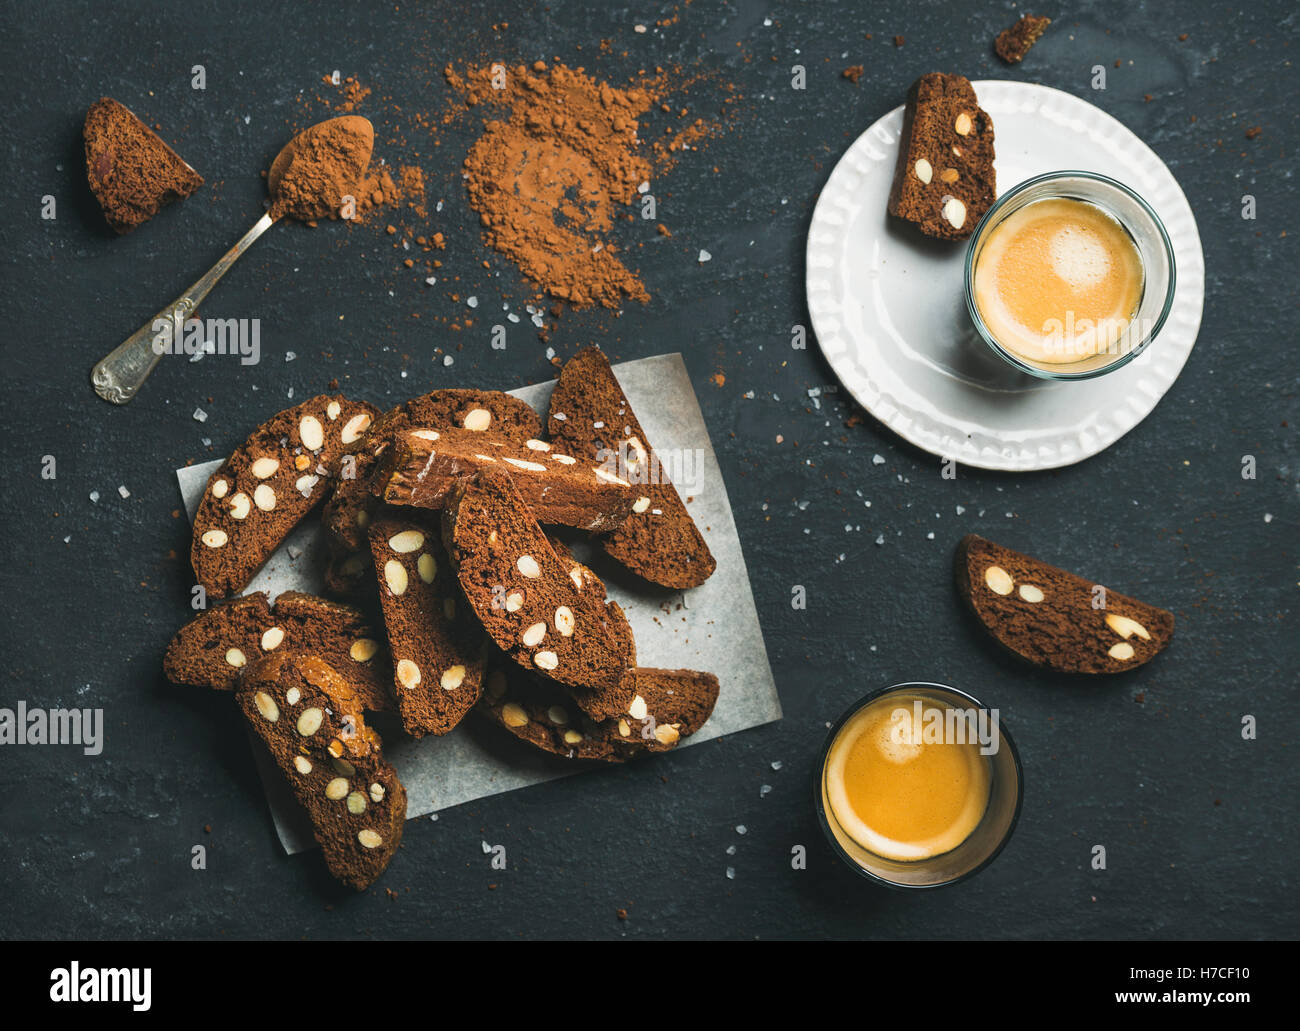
[91,115,374,404]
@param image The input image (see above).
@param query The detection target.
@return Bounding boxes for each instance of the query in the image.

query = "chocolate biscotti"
[191,395,378,598]
[954,534,1175,673]
[886,73,996,241]
[546,347,717,589]
[84,97,204,234]
[323,389,543,554]
[995,14,1051,63]
[163,590,393,711]
[368,512,485,736]
[237,652,406,890]
[443,469,635,718]
[377,427,635,531]
[479,662,719,762]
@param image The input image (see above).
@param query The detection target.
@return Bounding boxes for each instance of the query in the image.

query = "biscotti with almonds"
[886,74,996,241]
[954,534,1174,673]
[377,427,635,531]
[237,652,406,891]
[324,389,542,553]
[163,590,393,711]
[84,97,204,234]
[191,394,378,598]
[479,662,719,762]
[443,469,635,718]
[546,347,717,589]
[368,511,484,736]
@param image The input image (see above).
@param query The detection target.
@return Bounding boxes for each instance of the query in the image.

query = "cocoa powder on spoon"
[268,115,375,222]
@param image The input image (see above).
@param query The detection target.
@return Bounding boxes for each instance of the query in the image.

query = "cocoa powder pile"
[447,62,656,309]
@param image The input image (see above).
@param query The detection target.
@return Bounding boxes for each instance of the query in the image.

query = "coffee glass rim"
[814,681,1024,891]
[963,169,1178,381]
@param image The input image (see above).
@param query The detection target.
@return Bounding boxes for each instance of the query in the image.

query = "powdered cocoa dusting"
[269,115,375,222]
[448,62,653,308]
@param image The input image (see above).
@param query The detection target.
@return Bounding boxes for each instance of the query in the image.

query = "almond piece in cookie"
[546,347,717,589]
[237,652,406,891]
[191,394,379,598]
[954,534,1174,673]
[886,74,995,241]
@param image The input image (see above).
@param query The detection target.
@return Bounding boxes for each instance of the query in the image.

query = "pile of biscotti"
[164,347,721,890]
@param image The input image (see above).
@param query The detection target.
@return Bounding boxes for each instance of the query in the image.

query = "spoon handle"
[92,211,279,404]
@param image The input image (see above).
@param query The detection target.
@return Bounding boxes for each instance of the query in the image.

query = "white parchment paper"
[178,353,781,854]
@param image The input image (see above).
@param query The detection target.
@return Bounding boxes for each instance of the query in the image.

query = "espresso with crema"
[973,197,1144,365]
[823,695,991,862]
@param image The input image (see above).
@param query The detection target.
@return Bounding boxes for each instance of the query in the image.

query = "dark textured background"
[0,0,1295,941]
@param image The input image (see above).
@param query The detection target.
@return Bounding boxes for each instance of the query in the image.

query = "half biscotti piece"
[237,652,406,891]
[546,347,717,589]
[84,97,204,234]
[480,662,720,762]
[886,73,995,241]
[324,389,542,554]
[954,534,1174,673]
[443,470,635,719]
[163,591,393,711]
[377,427,635,531]
[368,512,484,736]
[191,394,378,598]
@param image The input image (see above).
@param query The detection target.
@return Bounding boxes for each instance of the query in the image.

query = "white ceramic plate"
[806,80,1204,471]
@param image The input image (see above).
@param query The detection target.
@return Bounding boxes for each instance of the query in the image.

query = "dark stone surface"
[0,0,1294,940]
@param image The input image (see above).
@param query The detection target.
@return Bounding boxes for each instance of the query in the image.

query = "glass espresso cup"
[815,683,1022,889]
[964,171,1177,380]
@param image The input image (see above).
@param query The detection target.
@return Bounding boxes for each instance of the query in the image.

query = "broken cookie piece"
[886,73,996,241]
[237,652,406,891]
[546,347,717,589]
[84,97,204,234]
[954,534,1174,673]
[995,14,1051,64]
[190,394,378,598]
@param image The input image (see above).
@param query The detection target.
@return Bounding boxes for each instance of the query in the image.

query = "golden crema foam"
[974,197,1144,365]
[824,696,991,862]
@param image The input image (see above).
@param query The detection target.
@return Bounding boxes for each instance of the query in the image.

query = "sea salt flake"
[698,249,712,263]
[117,485,130,499]
[193,408,207,423]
